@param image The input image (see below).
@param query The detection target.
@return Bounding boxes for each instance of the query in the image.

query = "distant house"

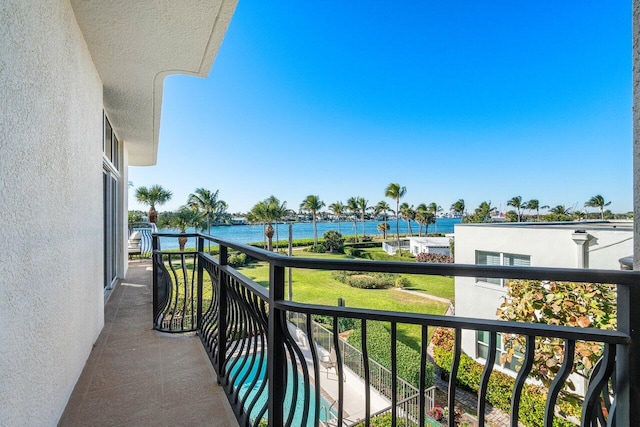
[408,236,452,257]
[454,221,632,376]
[231,217,248,225]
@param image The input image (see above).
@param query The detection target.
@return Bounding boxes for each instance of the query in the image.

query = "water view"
[155,217,461,251]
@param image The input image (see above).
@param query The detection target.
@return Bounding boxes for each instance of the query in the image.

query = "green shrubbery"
[313,315,358,332]
[395,276,411,288]
[227,252,249,268]
[348,321,434,389]
[352,413,408,427]
[332,271,395,289]
[322,230,345,253]
[431,328,578,427]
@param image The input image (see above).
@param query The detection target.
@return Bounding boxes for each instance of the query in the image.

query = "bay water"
[155,217,461,251]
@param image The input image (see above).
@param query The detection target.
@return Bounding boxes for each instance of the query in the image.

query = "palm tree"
[399,203,415,236]
[329,201,345,234]
[357,197,369,237]
[471,201,496,223]
[135,185,172,223]
[427,202,442,233]
[300,195,325,247]
[266,196,289,251]
[375,200,393,239]
[415,204,428,236]
[247,199,280,251]
[159,207,204,251]
[347,197,360,241]
[385,183,406,250]
[507,196,524,222]
[377,222,390,237]
[550,205,572,216]
[585,195,611,220]
[450,199,465,219]
[188,188,227,252]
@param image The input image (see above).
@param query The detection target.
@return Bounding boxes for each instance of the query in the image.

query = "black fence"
[152,232,640,427]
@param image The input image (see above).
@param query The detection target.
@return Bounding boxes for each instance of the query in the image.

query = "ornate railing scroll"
[151,232,639,427]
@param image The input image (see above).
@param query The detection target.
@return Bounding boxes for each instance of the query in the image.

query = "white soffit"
[70,0,237,166]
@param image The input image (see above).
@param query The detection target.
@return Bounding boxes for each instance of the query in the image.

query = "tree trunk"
[178,236,188,251]
[312,214,318,246]
[265,223,274,251]
[148,207,158,224]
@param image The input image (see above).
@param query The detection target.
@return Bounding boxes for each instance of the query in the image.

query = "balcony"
[63,232,639,426]
[58,260,238,426]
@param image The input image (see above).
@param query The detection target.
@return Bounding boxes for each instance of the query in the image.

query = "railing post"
[152,234,158,324]
[268,263,286,427]
[196,235,204,330]
[217,244,228,380]
[616,282,640,425]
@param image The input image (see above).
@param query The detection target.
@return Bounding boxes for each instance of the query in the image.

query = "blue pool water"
[227,354,337,425]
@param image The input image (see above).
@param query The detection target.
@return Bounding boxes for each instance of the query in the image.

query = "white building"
[0,2,236,424]
[408,236,452,257]
[454,221,632,372]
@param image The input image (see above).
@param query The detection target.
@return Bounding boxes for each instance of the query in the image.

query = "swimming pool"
[227,353,337,426]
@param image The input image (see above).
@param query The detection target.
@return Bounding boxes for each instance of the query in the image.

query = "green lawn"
[237,250,453,351]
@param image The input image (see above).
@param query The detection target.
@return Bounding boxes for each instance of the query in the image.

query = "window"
[476,331,523,372]
[476,251,530,286]
[103,113,121,290]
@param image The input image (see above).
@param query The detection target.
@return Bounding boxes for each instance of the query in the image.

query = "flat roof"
[455,220,632,232]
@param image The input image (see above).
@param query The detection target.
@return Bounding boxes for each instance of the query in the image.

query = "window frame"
[475,250,530,287]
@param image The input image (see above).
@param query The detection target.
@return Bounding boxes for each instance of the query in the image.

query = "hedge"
[431,328,579,427]
[347,321,434,389]
[332,271,395,289]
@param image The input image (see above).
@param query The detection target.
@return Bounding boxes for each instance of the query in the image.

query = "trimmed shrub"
[395,276,411,288]
[332,271,395,289]
[415,252,453,263]
[322,230,345,253]
[348,321,434,389]
[352,413,407,427]
[431,328,577,427]
[227,252,249,268]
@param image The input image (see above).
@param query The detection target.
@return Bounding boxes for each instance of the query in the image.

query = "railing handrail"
[280,300,628,344]
[152,232,640,285]
[151,232,639,425]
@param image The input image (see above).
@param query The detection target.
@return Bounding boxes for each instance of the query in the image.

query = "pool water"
[228,354,337,426]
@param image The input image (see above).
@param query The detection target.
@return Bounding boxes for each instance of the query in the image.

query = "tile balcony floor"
[59,261,238,427]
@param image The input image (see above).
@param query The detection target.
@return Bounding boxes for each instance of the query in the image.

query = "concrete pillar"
[571,231,590,268]
[635,0,640,269]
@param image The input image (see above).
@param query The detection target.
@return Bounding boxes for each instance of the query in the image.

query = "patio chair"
[127,231,142,260]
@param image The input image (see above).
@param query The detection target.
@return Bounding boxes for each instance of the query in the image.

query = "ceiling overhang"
[71,0,237,166]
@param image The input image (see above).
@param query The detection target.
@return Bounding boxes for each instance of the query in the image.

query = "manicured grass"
[357,247,416,261]
[237,250,453,351]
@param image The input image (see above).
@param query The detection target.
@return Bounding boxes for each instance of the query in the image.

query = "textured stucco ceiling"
[70,0,237,166]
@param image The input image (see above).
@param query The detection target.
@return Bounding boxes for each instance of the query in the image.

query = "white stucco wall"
[0,1,105,425]
[454,223,632,358]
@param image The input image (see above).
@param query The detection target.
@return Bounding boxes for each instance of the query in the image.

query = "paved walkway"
[395,288,452,306]
[59,261,237,427]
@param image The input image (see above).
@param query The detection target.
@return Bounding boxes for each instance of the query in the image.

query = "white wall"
[454,223,632,358]
[0,1,105,424]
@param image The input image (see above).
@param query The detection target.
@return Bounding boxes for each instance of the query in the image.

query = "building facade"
[0,1,236,424]
[454,221,632,369]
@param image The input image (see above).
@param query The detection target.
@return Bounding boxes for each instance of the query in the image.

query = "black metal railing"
[128,222,156,258]
[152,232,640,427]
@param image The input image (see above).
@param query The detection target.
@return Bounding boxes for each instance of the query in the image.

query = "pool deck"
[58,261,238,427]
[289,324,391,424]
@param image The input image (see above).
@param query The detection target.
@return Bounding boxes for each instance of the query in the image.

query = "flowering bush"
[428,404,444,421]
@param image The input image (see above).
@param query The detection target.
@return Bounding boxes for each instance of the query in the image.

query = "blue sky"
[129,1,632,215]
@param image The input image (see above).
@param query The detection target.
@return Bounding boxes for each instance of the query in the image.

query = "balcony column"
[570,231,591,268]
[625,0,640,424]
